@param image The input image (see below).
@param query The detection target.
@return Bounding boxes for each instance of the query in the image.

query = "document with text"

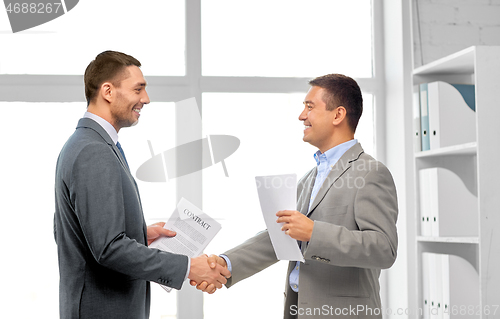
[255,174,305,262]
[150,197,222,292]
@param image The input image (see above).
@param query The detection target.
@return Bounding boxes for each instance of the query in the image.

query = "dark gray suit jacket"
[54,118,188,319]
[224,143,398,319]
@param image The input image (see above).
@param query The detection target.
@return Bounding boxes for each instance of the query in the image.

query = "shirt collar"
[314,139,358,168]
[83,111,119,144]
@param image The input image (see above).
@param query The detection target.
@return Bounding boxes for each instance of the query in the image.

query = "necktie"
[116,141,129,168]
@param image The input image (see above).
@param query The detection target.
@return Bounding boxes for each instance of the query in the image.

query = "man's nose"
[298,107,307,121]
[142,90,151,105]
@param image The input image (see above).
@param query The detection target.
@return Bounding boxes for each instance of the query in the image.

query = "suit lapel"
[77,118,147,243]
[76,118,138,190]
[307,143,364,217]
[112,145,132,174]
[298,167,317,216]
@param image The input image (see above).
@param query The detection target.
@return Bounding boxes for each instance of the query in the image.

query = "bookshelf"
[412,46,500,319]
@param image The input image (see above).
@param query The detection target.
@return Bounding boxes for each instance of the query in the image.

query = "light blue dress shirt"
[288,139,358,292]
[223,139,358,292]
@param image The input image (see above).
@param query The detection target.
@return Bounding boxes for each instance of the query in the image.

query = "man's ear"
[100,82,113,103]
[332,106,347,126]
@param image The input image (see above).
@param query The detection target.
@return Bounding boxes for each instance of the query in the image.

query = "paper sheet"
[149,197,222,291]
[255,174,305,262]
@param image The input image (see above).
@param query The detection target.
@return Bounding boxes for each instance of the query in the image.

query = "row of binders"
[413,81,476,152]
[419,167,478,237]
[422,253,479,319]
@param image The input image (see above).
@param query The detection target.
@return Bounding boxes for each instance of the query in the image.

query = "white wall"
[413,0,500,67]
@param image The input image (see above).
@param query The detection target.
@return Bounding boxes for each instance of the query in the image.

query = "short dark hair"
[309,74,363,132]
[84,50,141,104]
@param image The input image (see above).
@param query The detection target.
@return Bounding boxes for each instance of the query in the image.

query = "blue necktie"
[116,142,129,168]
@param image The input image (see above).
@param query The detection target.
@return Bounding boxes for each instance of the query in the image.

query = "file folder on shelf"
[422,253,431,319]
[427,81,476,150]
[427,253,441,319]
[441,255,450,319]
[419,167,478,237]
[422,253,480,319]
[413,85,422,152]
[419,169,432,236]
[420,83,430,151]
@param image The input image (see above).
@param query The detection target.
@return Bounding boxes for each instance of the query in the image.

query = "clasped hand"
[146,223,230,293]
[189,254,230,294]
[190,210,313,294]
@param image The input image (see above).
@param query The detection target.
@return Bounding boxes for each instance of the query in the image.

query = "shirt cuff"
[184,257,191,281]
[220,254,232,274]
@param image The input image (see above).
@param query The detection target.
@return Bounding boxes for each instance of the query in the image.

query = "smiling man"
[54,51,230,319]
[193,74,399,319]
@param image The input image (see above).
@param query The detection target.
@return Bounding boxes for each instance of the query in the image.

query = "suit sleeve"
[223,230,279,288]
[303,165,398,269]
[71,143,189,289]
[223,169,313,287]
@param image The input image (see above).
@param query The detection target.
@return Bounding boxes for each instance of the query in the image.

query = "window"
[0,0,185,75]
[120,103,177,222]
[202,0,373,77]
[1,102,84,318]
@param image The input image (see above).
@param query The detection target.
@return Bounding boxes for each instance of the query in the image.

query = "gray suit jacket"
[54,118,188,319]
[224,143,398,319]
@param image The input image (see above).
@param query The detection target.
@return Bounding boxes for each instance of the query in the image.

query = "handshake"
[149,208,314,294]
[188,254,229,294]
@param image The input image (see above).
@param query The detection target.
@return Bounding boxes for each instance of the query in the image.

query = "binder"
[420,83,430,151]
[428,253,441,319]
[428,168,439,237]
[441,255,450,319]
[427,82,476,150]
[413,85,422,152]
[419,169,432,236]
[419,167,478,237]
[422,253,431,319]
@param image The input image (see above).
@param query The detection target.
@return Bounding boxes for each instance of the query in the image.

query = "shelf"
[418,237,479,272]
[410,46,500,319]
[414,142,476,159]
[417,236,479,244]
[413,46,475,76]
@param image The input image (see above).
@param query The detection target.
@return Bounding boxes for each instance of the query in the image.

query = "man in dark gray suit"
[54,51,230,319]
[193,74,398,318]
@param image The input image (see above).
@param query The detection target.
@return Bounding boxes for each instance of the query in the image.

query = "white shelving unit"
[412,46,500,318]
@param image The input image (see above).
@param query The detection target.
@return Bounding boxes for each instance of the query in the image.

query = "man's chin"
[131,119,139,127]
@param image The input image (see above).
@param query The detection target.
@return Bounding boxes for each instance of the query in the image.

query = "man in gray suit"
[193,74,398,318]
[54,51,230,319]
